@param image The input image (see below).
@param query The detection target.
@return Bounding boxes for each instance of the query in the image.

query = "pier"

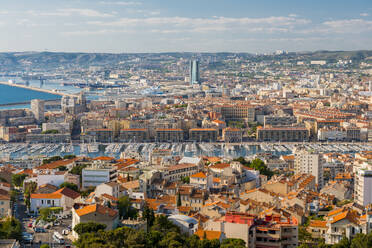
[0,81,76,97]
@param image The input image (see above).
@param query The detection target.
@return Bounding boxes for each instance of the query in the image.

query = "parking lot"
[16,194,74,248]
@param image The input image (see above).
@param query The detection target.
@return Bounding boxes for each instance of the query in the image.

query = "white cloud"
[360,13,369,17]
[99,1,142,6]
[86,15,310,35]
[28,8,114,18]
[323,19,372,33]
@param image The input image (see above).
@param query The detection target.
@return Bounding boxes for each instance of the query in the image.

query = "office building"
[190,60,200,85]
[31,99,45,123]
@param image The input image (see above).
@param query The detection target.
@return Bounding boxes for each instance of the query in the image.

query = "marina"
[0,142,370,161]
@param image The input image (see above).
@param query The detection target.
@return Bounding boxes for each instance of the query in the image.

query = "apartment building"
[156,128,184,142]
[119,128,149,142]
[294,149,323,189]
[85,129,113,143]
[257,127,309,142]
[189,128,218,142]
[82,162,118,188]
[163,163,199,182]
[214,104,256,122]
[264,116,297,127]
[205,212,298,248]
[222,127,243,143]
[354,169,372,206]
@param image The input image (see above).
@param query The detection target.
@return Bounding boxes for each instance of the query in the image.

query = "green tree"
[298,244,310,248]
[40,245,50,248]
[177,192,181,207]
[59,182,78,191]
[57,165,68,171]
[63,154,76,159]
[0,217,22,240]
[221,238,246,248]
[42,156,62,164]
[80,186,95,197]
[118,196,138,220]
[298,226,312,242]
[74,222,107,236]
[24,181,37,195]
[11,174,26,187]
[350,232,372,248]
[181,176,190,184]
[333,236,350,248]
[10,190,18,204]
[143,205,155,230]
[39,207,63,221]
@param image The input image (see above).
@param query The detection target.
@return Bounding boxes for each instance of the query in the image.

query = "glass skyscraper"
[189,60,200,85]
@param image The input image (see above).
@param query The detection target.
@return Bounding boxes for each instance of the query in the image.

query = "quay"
[0,81,76,97]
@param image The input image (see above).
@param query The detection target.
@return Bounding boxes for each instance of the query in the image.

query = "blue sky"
[0,0,371,53]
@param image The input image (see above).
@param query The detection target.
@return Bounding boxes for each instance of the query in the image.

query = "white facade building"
[355,169,372,206]
[31,99,45,123]
[295,149,323,189]
[168,214,198,235]
[82,163,117,188]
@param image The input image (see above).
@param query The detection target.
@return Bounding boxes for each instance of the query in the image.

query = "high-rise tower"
[189,60,200,85]
[31,99,45,124]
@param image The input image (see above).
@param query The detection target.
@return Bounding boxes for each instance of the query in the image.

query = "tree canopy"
[0,217,22,241]
[233,157,274,178]
[60,182,79,191]
[11,174,27,187]
[74,215,246,248]
[118,196,138,220]
[74,222,107,236]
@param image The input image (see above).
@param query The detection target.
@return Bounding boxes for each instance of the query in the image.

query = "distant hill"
[0,50,371,70]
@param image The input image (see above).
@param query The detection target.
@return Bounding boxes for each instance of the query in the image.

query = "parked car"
[34,227,46,233]
[27,222,32,228]
[22,232,34,244]
[62,229,69,235]
[44,223,52,229]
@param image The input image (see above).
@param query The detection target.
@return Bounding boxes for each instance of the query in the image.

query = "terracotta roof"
[0,194,10,200]
[31,192,62,199]
[206,157,221,163]
[0,182,11,188]
[93,156,115,161]
[54,187,80,199]
[309,220,327,228]
[190,172,207,179]
[121,180,140,190]
[36,158,79,170]
[330,210,359,225]
[195,229,222,240]
[101,193,119,201]
[209,163,230,169]
[75,204,118,217]
[190,128,217,132]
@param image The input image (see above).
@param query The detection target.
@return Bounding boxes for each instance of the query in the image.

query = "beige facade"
[189,128,218,142]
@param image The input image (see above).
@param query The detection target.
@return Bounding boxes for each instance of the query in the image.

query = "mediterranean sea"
[0,84,60,105]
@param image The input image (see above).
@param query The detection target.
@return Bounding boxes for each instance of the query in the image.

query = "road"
[14,193,74,248]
